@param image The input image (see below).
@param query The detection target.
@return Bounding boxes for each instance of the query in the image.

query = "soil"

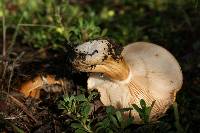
[0,43,91,132]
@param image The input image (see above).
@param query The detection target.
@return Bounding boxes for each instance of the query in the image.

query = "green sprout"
[95,106,133,133]
[59,92,98,133]
[132,99,155,124]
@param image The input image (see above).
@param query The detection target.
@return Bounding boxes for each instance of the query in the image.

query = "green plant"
[173,102,185,133]
[54,6,107,45]
[59,93,156,132]
[4,0,107,49]
[59,92,135,133]
[95,106,133,133]
[59,92,98,133]
[132,99,155,124]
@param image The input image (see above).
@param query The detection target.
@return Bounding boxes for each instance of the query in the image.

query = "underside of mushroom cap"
[122,42,183,96]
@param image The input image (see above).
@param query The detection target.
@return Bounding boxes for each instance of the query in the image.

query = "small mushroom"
[72,40,183,123]
[19,74,66,99]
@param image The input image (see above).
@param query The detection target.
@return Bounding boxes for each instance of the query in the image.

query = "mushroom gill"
[72,40,183,123]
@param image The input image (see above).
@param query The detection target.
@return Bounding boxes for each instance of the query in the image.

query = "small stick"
[2,0,6,58]
[7,52,24,92]
[3,91,39,123]
[1,61,8,90]
[1,0,8,90]
[18,23,57,28]
[7,15,24,55]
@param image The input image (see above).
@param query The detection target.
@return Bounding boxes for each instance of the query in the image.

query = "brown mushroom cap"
[19,74,64,99]
[73,40,129,80]
[73,40,183,123]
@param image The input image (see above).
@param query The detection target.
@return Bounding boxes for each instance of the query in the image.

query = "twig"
[1,0,8,91]
[2,91,39,123]
[8,52,25,92]
[7,22,56,54]
[4,111,25,120]
[180,8,194,32]
[2,0,6,58]
[7,15,24,55]
[0,115,25,133]
[1,61,8,90]
[18,23,57,28]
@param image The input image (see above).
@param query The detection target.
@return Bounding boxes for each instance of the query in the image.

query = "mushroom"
[19,74,67,99]
[72,40,183,123]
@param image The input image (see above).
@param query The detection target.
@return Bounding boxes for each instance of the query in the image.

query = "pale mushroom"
[72,40,183,123]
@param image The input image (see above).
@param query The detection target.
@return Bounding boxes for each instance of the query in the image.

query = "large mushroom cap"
[72,40,183,123]
[122,42,183,98]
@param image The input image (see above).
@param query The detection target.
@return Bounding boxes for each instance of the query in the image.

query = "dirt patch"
[0,44,92,132]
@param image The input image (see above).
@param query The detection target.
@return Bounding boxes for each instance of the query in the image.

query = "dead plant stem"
[2,1,6,58]
[8,52,24,92]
